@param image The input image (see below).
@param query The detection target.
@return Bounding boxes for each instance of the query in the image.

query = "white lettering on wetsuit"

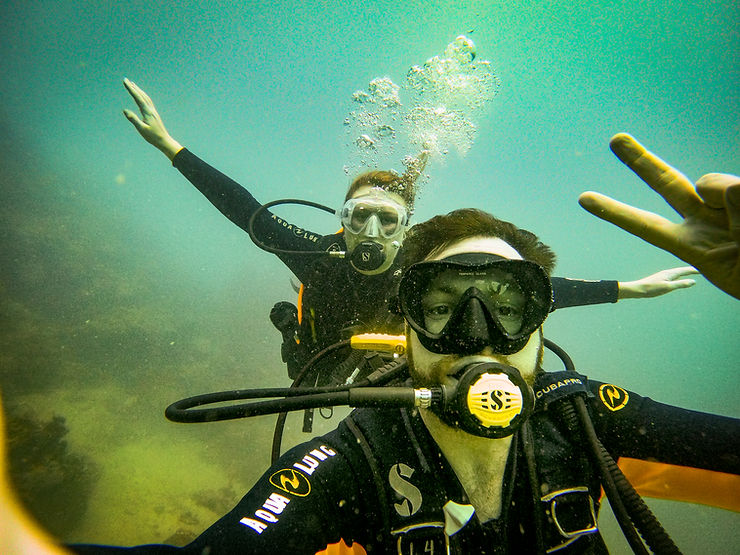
[270,214,319,243]
[240,493,290,533]
[293,445,337,475]
[535,378,583,399]
[240,445,337,534]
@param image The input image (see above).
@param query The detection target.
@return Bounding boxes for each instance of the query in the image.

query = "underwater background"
[0,1,737,552]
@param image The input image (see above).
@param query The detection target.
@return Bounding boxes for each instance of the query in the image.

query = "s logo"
[598,384,629,412]
[389,463,422,517]
[269,469,311,497]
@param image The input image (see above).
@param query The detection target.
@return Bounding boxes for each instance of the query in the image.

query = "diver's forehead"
[350,185,406,207]
[431,237,522,261]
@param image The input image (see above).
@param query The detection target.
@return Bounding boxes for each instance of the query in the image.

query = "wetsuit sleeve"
[550,278,619,310]
[171,149,329,277]
[69,437,372,554]
[587,381,740,474]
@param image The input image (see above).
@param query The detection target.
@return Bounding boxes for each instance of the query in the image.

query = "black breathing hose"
[543,338,574,370]
[270,340,352,462]
[545,337,680,554]
[557,398,649,555]
[270,349,408,463]
[247,199,340,256]
[571,398,681,555]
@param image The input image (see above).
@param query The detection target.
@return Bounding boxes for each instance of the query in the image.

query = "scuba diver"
[57,207,738,554]
[2,136,738,554]
[122,79,699,391]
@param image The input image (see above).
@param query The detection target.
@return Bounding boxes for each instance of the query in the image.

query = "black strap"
[520,422,547,553]
[401,408,432,474]
[345,413,392,537]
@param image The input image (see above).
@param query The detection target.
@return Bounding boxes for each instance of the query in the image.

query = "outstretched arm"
[617,266,698,299]
[122,78,183,161]
[550,266,696,310]
[579,134,740,300]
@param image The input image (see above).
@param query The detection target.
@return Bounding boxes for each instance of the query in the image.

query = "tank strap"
[345,412,392,536]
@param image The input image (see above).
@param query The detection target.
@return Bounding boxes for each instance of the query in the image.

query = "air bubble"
[376,124,396,137]
[355,134,376,149]
[343,35,500,182]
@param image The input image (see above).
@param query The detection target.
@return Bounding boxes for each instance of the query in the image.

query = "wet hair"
[344,171,407,202]
[344,155,427,213]
[402,208,556,275]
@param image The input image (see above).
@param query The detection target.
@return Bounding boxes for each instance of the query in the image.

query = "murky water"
[1,2,737,552]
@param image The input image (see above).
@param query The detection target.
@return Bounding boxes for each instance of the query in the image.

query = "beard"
[406,328,546,388]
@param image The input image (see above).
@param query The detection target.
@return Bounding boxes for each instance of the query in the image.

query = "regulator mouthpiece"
[439,361,534,438]
[350,241,385,271]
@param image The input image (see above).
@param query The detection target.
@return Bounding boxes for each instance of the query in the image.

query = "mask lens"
[399,255,552,354]
[420,268,526,334]
[350,204,373,232]
[341,190,407,238]
[378,207,401,234]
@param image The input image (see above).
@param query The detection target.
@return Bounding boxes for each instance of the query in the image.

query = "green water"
[1,1,737,552]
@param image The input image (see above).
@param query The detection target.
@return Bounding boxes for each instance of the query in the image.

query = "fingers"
[661,266,700,280]
[578,191,678,251]
[696,174,740,244]
[609,133,703,218]
[122,108,144,133]
[666,278,696,290]
[727,183,740,245]
[123,78,155,117]
[695,173,739,208]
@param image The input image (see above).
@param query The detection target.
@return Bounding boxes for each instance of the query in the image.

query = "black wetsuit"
[172,150,618,378]
[69,377,739,554]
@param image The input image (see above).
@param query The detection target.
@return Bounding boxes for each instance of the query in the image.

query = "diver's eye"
[378,210,399,229]
[351,206,372,228]
[495,303,524,334]
[426,304,451,318]
[422,303,453,333]
[496,304,519,317]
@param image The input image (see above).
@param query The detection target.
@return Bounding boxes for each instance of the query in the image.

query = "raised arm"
[579,134,740,300]
[121,79,331,281]
[122,78,183,161]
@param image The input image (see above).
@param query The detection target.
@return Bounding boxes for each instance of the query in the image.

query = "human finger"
[726,182,740,245]
[122,108,146,132]
[661,266,700,280]
[694,173,738,209]
[123,78,155,116]
[123,78,147,113]
[609,133,702,218]
[665,278,696,290]
[578,191,681,253]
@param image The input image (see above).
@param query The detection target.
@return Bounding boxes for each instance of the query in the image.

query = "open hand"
[617,266,698,299]
[122,78,182,161]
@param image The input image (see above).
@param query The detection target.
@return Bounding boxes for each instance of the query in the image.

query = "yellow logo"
[269,469,311,497]
[598,384,629,412]
[467,373,523,428]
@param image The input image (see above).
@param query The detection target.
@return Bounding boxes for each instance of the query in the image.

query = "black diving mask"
[398,253,553,355]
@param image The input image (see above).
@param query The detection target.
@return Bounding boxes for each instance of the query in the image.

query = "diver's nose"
[362,215,381,238]
[453,297,491,354]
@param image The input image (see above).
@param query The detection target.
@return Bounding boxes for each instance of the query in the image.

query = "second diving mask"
[340,187,408,239]
[398,253,553,355]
